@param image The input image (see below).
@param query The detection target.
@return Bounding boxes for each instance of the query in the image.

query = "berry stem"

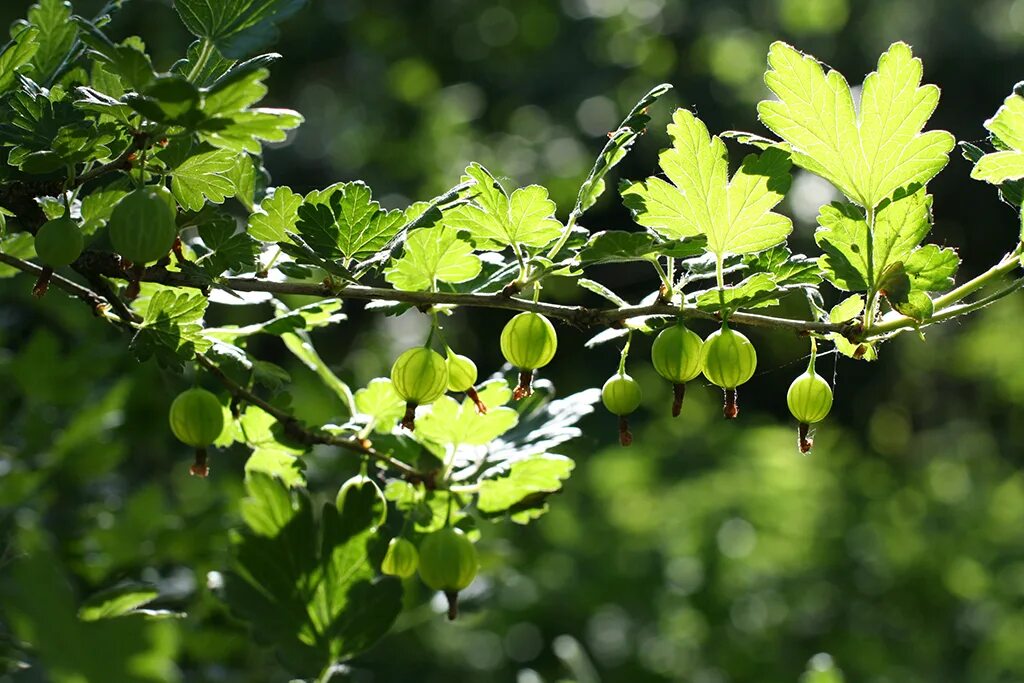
[444,590,459,620]
[798,422,813,454]
[31,267,53,297]
[400,402,418,431]
[618,416,633,447]
[671,382,686,418]
[724,388,738,419]
[466,387,488,414]
[190,448,209,477]
[514,370,534,400]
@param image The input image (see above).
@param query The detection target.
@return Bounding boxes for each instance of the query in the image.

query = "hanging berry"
[390,347,449,430]
[32,216,84,296]
[417,527,479,620]
[500,312,558,400]
[381,537,419,578]
[601,373,643,446]
[445,347,487,414]
[701,324,757,419]
[168,387,225,477]
[650,322,704,417]
[787,346,833,453]
[336,474,388,529]
[108,186,178,265]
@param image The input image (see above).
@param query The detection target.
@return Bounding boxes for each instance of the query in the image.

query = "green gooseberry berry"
[650,322,704,417]
[34,216,83,268]
[381,537,419,579]
[500,312,557,399]
[701,324,757,419]
[108,186,177,265]
[418,527,479,620]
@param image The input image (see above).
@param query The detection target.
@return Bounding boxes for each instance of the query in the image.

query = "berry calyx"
[601,373,642,446]
[650,322,704,417]
[390,347,448,430]
[445,347,486,414]
[701,324,757,419]
[787,366,833,453]
[381,537,419,578]
[108,186,178,266]
[500,312,558,399]
[417,527,479,620]
[168,388,224,477]
[336,474,388,529]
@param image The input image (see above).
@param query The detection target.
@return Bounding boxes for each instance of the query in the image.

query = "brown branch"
[92,262,850,335]
[0,251,126,321]
[195,354,423,479]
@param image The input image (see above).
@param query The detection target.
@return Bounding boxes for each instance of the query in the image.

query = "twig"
[195,354,423,479]
[0,252,129,323]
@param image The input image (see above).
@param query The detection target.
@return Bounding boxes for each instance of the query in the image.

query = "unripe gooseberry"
[602,373,643,447]
[500,312,558,400]
[108,186,178,265]
[601,374,642,416]
[336,474,387,529]
[650,322,704,417]
[418,527,479,620]
[381,537,419,578]
[787,368,833,454]
[701,325,757,419]
[168,387,224,477]
[445,347,487,414]
[390,347,448,430]
[34,216,83,268]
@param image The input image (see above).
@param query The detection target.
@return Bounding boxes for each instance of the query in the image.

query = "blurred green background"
[3,0,1024,681]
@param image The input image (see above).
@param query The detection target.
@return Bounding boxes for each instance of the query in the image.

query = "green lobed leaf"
[577,230,707,266]
[170,148,239,211]
[221,472,401,677]
[969,94,1024,184]
[0,26,40,93]
[695,273,778,311]
[815,187,957,295]
[173,0,308,58]
[354,379,406,435]
[622,108,793,257]
[477,454,575,522]
[245,448,306,488]
[444,164,562,250]
[416,388,519,447]
[26,0,78,84]
[129,289,212,369]
[249,186,301,242]
[294,181,405,263]
[383,225,482,291]
[758,41,955,209]
[196,211,259,275]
